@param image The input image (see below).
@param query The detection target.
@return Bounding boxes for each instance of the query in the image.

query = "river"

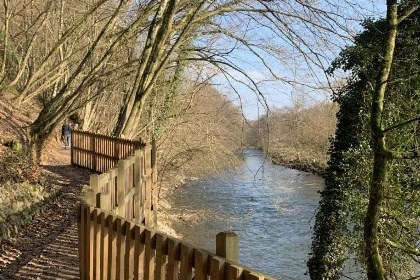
[168,150,324,280]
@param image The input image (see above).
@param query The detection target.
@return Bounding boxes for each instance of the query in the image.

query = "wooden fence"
[71,130,144,173]
[83,145,157,227]
[75,132,277,280]
[78,203,276,280]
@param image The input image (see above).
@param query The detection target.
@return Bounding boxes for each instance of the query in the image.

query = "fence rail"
[71,130,144,173]
[78,203,276,280]
[75,131,277,280]
[83,145,157,226]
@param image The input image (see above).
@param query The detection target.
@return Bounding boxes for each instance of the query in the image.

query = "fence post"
[144,144,152,226]
[90,174,100,207]
[91,133,96,171]
[134,150,143,224]
[117,159,126,217]
[98,193,112,211]
[151,139,158,229]
[216,232,239,263]
[71,130,74,165]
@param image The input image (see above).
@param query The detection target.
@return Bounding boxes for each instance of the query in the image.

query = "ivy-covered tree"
[308,2,420,279]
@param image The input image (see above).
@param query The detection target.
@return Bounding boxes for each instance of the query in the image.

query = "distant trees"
[309,1,420,279]
[0,0,355,153]
[157,83,243,189]
[256,101,338,173]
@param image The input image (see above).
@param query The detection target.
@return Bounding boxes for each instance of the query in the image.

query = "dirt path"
[0,141,92,279]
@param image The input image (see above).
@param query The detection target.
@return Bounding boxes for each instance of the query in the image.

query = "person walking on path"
[61,120,73,149]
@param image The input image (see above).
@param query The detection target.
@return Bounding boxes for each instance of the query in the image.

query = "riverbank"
[157,176,205,239]
[269,155,327,177]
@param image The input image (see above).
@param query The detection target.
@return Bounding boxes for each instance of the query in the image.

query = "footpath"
[0,142,92,279]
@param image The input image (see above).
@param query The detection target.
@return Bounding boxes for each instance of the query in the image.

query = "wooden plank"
[84,133,87,168]
[71,131,74,164]
[99,193,112,211]
[144,228,155,280]
[167,238,180,280]
[133,225,145,280]
[90,174,99,207]
[134,150,142,224]
[227,265,243,280]
[107,215,117,280]
[124,222,135,280]
[180,243,193,280]
[194,250,208,280]
[100,212,108,280]
[115,139,119,160]
[210,256,225,280]
[116,217,125,280]
[154,233,167,280]
[123,186,138,205]
[117,159,126,217]
[216,232,238,263]
[151,140,158,229]
[86,205,95,280]
[78,204,86,279]
[93,209,101,280]
[92,134,97,171]
[144,146,151,226]
[247,272,263,280]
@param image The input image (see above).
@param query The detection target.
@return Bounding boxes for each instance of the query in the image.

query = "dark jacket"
[62,123,72,136]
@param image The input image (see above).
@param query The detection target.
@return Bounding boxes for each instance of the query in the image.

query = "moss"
[0,181,62,240]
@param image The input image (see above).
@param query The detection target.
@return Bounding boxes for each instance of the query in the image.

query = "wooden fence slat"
[86,205,95,280]
[210,256,225,280]
[117,159,126,217]
[93,209,101,280]
[144,229,155,280]
[194,250,208,280]
[78,204,86,279]
[167,238,180,280]
[180,243,193,280]
[107,215,117,280]
[71,130,143,172]
[227,265,243,280]
[79,204,275,280]
[144,146,151,226]
[124,222,134,280]
[133,225,144,280]
[152,140,158,228]
[248,272,264,280]
[154,233,167,280]
[116,218,125,280]
[100,212,108,280]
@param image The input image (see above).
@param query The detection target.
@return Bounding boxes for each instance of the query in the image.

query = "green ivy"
[308,8,420,279]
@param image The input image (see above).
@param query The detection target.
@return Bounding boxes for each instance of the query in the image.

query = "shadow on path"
[0,162,92,279]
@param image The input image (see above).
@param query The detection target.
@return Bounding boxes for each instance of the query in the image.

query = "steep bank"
[269,155,327,177]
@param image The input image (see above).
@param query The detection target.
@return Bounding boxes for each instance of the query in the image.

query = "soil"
[0,138,92,279]
[0,97,180,279]
[0,98,92,279]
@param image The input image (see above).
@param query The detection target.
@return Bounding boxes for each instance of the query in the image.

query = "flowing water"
[168,150,325,280]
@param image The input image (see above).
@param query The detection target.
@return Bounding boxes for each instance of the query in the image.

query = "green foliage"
[309,8,420,279]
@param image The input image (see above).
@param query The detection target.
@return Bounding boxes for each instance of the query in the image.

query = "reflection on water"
[169,150,324,280]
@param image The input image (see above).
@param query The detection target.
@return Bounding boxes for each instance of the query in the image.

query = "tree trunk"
[363,1,397,279]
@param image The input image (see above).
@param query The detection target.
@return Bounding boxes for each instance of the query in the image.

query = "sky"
[209,1,387,121]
